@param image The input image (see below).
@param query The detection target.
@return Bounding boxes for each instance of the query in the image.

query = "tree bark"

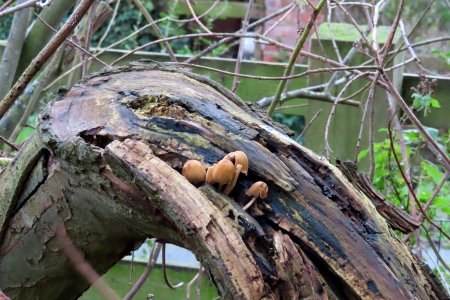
[0,63,448,300]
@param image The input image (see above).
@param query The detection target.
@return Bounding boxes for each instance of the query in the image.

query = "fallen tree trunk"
[0,63,448,300]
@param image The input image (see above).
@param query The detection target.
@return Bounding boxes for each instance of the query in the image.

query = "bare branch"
[0,0,96,118]
[267,0,327,116]
[257,89,359,108]
[296,109,322,142]
[324,72,371,158]
[231,0,254,92]
[96,0,121,50]
[184,0,212,34]
[132,0,177,62]
[124,242,162,300]
[380,71,450,170]
[0,134,18,151]
[55,226,121,300]
[0,0,51,18]
[0,0,32,100]
[185,3,295,63]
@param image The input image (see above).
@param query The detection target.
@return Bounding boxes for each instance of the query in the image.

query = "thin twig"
[112,32,293,66]
[387,91,416,216]
[267,0,327,116]
[368,82,376,181]
[422,227,450,273]
[275,103,308,111]
[384,0,436,65]
[296,109,322,142]
[0,0,32,100]
[0,135,18,151]
[387,120,450,241]
[169,62,377,81]
[231,0,254,92]
[162,242,184,289]
[325,0,343,63]
[380,71,450,170]
[399,20,419,63]
[43,5,225,91]
[0,0,15,12]
[421,171,449,219]
[379,0,404,60]
[354,73,379,163]
[81,2,97,77]
[257,89,359,107]
[332,0,375,53]
[186,266,204,300]
[55,226,121,300]
[169,0,220,24]
[185,3,295,63]
[96,0,121,50]
[184,0,211,34]
[262,5,295,36]
[132,0,177,62]
[44,18,168,91]
[0,0,96,118]
[0,0,51,18]
[9,46,65,142]
[124,242,162,300]
[324,72,370,158]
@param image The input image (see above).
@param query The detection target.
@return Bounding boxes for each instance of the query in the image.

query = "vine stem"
[267,0,327,116]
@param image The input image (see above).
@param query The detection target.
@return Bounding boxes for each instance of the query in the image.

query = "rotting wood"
[0,63,448,300]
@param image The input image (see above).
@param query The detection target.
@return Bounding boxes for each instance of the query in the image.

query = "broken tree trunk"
[0,63,447,300]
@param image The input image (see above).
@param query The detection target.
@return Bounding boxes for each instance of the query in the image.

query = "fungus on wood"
[0,63,448,300]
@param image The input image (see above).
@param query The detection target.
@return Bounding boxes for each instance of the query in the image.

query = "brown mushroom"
[212,159,235,191]
[205,164,216,185]
[182,160,206,186]
[223,151,249,195]
[243,181,268,211]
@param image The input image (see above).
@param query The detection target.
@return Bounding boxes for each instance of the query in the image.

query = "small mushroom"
[182,160,206,186]
[212,159,235,191]
[223,151,249,195]
[205,164,216,185]
[243,181,268,211]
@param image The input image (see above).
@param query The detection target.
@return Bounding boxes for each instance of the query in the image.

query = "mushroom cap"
[182,160,206,185]
[205,164,216,184]
[212,159,235,184]
[245,181,268,199]
[225,151,249,175]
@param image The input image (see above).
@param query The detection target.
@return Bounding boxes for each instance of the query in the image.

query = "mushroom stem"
[218,183,224,191]
[224,164,242,195]
[243,196,258,211]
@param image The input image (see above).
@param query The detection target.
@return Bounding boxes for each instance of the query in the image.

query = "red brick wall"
[263,1,324,62]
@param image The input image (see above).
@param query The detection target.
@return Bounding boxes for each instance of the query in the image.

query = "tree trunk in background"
[0,63,448,300]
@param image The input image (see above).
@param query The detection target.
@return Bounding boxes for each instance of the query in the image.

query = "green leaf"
[358,149,368,160]
[422,161,443,184]
[429,98,441,108]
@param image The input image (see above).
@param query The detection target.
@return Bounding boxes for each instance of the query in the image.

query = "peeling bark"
[0,63,448,300]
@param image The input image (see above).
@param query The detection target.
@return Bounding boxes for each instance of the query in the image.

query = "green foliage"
[92,0,229,57]
[412,93,441,116]
[80,262,218,299]
[432,49,450,67]
[0,0,13,39]
[272,113,305,140]
[358,126,449,221]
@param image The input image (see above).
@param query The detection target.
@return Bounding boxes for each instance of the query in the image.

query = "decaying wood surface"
[0,63,448,300]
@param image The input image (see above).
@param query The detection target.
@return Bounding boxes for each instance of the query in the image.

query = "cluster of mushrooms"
[181,151,268,211]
